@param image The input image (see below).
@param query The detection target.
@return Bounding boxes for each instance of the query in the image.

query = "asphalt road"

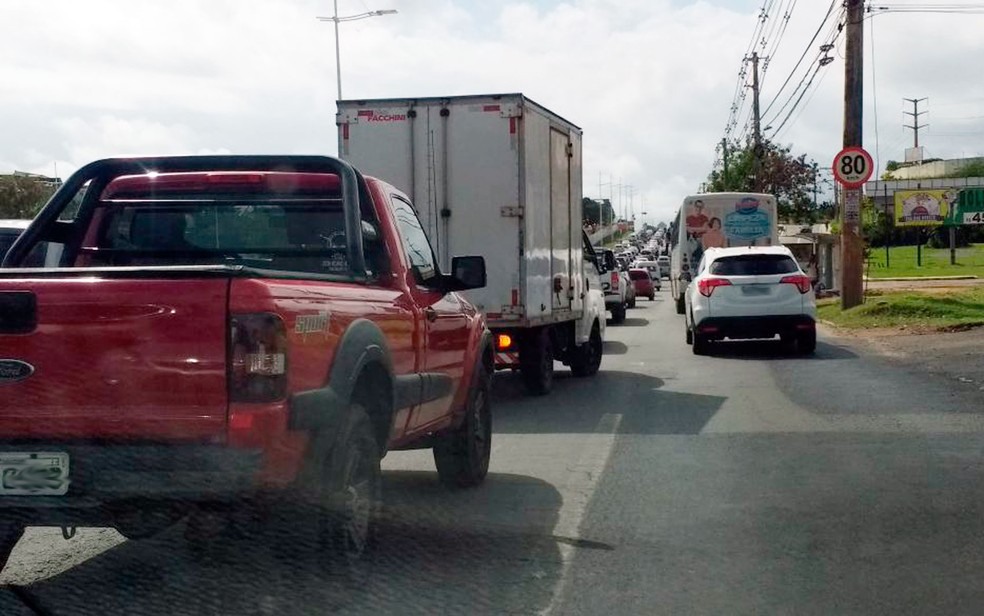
[4,292,984,614]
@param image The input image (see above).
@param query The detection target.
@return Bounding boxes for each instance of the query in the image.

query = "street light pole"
[317,4,397,101]
[333,0,342,100]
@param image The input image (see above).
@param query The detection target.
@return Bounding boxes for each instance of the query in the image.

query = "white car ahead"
[685,246,816,355]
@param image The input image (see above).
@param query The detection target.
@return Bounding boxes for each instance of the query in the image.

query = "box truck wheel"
[520,328,554,395]
[569,322,603,377]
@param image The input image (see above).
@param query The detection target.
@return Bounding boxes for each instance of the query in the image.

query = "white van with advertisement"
[669,193,779,314]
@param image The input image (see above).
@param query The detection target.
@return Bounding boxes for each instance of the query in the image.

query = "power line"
[724,0,788,139]
[760,0,839,121]
[766,11,844,139]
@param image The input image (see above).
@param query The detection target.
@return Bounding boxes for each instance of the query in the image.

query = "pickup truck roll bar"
[4,155,369,279]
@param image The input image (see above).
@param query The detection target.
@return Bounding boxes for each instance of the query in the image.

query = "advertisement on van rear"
[682,195,776,266]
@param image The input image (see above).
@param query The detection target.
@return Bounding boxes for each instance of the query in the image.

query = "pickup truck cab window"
[389,194,438,284]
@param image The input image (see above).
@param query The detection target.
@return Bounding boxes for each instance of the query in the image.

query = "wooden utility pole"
[840,0,865,309]
[750,52,763,191]
[721,138,729,183]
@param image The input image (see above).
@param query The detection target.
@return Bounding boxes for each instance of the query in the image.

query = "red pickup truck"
[0,156,493,571]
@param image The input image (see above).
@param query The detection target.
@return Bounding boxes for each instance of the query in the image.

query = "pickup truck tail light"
[697,278,732,297]
[780,274,813,294]
[229,313,288,403]
[610,271,620,290]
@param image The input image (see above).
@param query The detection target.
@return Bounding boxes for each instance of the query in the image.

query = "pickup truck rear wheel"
[520,329,554,395]
[610,304,626,324]
[569,323,603,377]
[284,404,381,579]
[0,522,24,572]
[434,365,492,488]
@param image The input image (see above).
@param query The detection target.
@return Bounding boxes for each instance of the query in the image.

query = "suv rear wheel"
[797,329,817,355]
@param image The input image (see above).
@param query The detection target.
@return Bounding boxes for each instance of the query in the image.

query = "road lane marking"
[541,412,622,616]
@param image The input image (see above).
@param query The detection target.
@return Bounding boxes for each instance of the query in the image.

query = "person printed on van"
[701,217,726,249]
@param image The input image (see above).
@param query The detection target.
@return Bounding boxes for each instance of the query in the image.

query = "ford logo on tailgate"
[0,360,34,383]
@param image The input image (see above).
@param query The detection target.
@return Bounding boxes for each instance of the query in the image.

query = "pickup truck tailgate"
[0,277,230,441]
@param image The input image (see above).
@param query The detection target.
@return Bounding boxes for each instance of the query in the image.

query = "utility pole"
[903,97,929,148]
[749,52,763,191]
[840,0,865,309]
[721,138,729,186]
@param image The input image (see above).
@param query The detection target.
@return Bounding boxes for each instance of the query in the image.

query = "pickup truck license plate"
[741,285,770,296]
[0,452,70,495]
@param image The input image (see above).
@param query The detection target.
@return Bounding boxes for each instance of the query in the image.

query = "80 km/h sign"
[832,146,874,188]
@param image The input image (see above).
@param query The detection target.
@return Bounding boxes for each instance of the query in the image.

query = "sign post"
[832,146,874,309]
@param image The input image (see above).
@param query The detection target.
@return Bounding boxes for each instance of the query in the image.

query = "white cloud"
[2,1,983,224]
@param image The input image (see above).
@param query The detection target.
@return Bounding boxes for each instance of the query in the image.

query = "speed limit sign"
[832,147,874,188]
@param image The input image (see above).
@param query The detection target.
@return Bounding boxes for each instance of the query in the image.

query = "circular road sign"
[832,146,874,188]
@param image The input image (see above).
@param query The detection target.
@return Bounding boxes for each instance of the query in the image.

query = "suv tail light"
[697,278,732,297]
[780,274,813,294]
[229,313,288,403]
[610,271,620,290]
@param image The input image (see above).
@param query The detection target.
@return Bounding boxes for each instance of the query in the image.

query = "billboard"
[894,190,954,226]
[953,188,984,225]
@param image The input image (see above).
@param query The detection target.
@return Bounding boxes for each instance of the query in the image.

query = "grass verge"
[866,243,984,279]
[817,287,984,331]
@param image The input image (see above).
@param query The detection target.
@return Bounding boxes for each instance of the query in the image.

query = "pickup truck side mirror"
[603,252,617,272]
[446,255,486,291]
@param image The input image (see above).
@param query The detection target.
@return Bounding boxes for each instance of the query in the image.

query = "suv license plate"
[0,452,70,495]
[741,286,770,296]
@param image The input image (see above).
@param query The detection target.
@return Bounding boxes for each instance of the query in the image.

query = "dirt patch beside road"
[821,323,984,391]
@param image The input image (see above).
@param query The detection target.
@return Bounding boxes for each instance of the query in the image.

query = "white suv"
[684,246,816,355]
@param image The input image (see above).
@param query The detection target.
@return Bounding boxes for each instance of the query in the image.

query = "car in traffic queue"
[684,246,816,355]
[628,267,659,300]
[656,255,671,279]
[597,247,630,323]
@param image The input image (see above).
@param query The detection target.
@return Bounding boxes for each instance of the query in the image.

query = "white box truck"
[337,93,606,395]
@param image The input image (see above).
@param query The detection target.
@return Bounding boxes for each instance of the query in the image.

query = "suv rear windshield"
[709,254,799,276]
[628,270,650,280]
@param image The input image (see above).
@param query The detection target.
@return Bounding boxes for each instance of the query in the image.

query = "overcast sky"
[2,0,984,224]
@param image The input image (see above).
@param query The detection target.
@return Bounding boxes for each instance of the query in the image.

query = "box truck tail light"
[496,334,513,351]
[610,272,620,290]
[780,275,813,294]
[230,313,288,403]
[698,278,732,297]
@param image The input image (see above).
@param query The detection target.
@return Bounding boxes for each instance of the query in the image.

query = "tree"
[581,197,614,226]
[0,175,57,219]
[706,139,822,223]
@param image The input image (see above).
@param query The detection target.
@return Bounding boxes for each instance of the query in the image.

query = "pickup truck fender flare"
[452,325,494,426]
[289,318,396,442]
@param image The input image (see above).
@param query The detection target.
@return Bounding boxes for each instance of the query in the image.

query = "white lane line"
[541,412,622,616]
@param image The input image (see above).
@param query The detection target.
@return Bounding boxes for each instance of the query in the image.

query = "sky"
[2,0,984,225]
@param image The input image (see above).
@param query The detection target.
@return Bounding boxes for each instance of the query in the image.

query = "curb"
[866,275,978,282]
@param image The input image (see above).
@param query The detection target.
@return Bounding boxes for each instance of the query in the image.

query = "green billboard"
[955,188,984,225]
